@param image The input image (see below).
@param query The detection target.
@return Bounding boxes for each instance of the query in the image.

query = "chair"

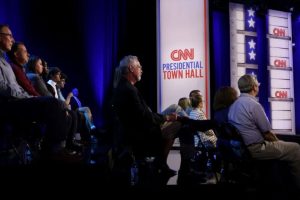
[0,120,43,166]
[214,122,291,188]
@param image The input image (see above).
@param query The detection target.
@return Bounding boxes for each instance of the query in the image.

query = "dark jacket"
[112,77,164,156]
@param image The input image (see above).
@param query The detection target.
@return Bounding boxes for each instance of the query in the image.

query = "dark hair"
[7,41,24,61]
[26,55,41,73]
[190,94,203,108]
[60,72,68,81]
[189,89,201,98]
[48,67,61,79]
[213,86,238,111]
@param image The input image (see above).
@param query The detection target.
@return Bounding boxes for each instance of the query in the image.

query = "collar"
[240,93,257,101]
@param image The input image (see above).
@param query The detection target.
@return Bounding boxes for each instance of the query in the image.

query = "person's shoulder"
[26,73,39,79]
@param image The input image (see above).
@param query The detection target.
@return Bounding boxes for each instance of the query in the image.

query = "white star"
[248,8,255,17]
[248,39,256,49]
[249,50,256,60]
[248,18,255,28]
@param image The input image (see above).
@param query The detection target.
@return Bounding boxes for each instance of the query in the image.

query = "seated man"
[228,74,300,189]
[112,55,177,176]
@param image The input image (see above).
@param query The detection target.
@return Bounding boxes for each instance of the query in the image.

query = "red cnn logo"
[273,28,286,37]
[274,59,287,67]
[275,91,288,98]
[171,48,194,61]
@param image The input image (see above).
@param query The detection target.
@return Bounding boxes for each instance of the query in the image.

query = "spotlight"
[290,7,294,12]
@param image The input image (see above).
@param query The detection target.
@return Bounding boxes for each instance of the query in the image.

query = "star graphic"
[249,50,256,60]
[248,8,255,17]
[248,18,255,28]
[248,17,255,28]
[248,39,256,49]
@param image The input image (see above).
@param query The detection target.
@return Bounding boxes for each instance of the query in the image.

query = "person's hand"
[67,92,73,98]
[165,113,177,121]
[264,131,278,141]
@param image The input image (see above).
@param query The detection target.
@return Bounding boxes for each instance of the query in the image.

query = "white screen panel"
[270,48,289,57]
[271,101,291,111]
[237,67,246,76]
[271,111,291,120]
[236,20,244,30]
[269,16,288,27]
[236,11,244,20]
[237,44,245,53]
[237,53,245,63]
[270,70,290,79]
[269,38,289,48]
[237,34,245,43]
[270,79,290,88]
[269,10,289,18]
[271,120,292,129]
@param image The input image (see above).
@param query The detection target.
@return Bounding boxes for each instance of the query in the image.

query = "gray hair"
[238,74,259,93]
[113,55,138,88]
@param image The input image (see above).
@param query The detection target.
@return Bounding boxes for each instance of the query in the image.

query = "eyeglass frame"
[0,32,13,38]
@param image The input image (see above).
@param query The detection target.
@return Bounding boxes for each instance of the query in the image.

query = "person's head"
[0,24,14,52]
[48,67,62,82]
[178,97,190,110]
[213,86,238,111]
[190,94,203,109]
[7,42,30,65]
[72,88,79,97]
[113,55,143,87]
[57,72,67,89]
[189,89,201,98]
[26,55,43,75]
[238,74,260,96]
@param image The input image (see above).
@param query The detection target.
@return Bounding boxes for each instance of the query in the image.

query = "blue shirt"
[228,93,271,146]
[0,50,31,99]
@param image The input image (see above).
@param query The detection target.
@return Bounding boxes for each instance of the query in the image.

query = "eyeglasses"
[0,32,13,38]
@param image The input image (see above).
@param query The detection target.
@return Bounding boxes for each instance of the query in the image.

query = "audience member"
[47,67,61,98]
[228,74,300,188]
[213,86,238,124]
[26,56,53,97]
[7,42,40,96]
[178,97,190,112]
[112,55,177,176]
[57,74,90,144]
[57,72,73,109]
[189,93,217,149]
[186,89,202,115]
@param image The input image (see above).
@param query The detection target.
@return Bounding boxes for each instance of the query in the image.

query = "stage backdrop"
[157,0,210,116]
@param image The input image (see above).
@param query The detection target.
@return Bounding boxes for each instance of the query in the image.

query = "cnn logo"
[171,48,194,61]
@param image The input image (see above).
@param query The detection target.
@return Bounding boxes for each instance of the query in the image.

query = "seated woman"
[189,94,217,149]
[213,86,238,124]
